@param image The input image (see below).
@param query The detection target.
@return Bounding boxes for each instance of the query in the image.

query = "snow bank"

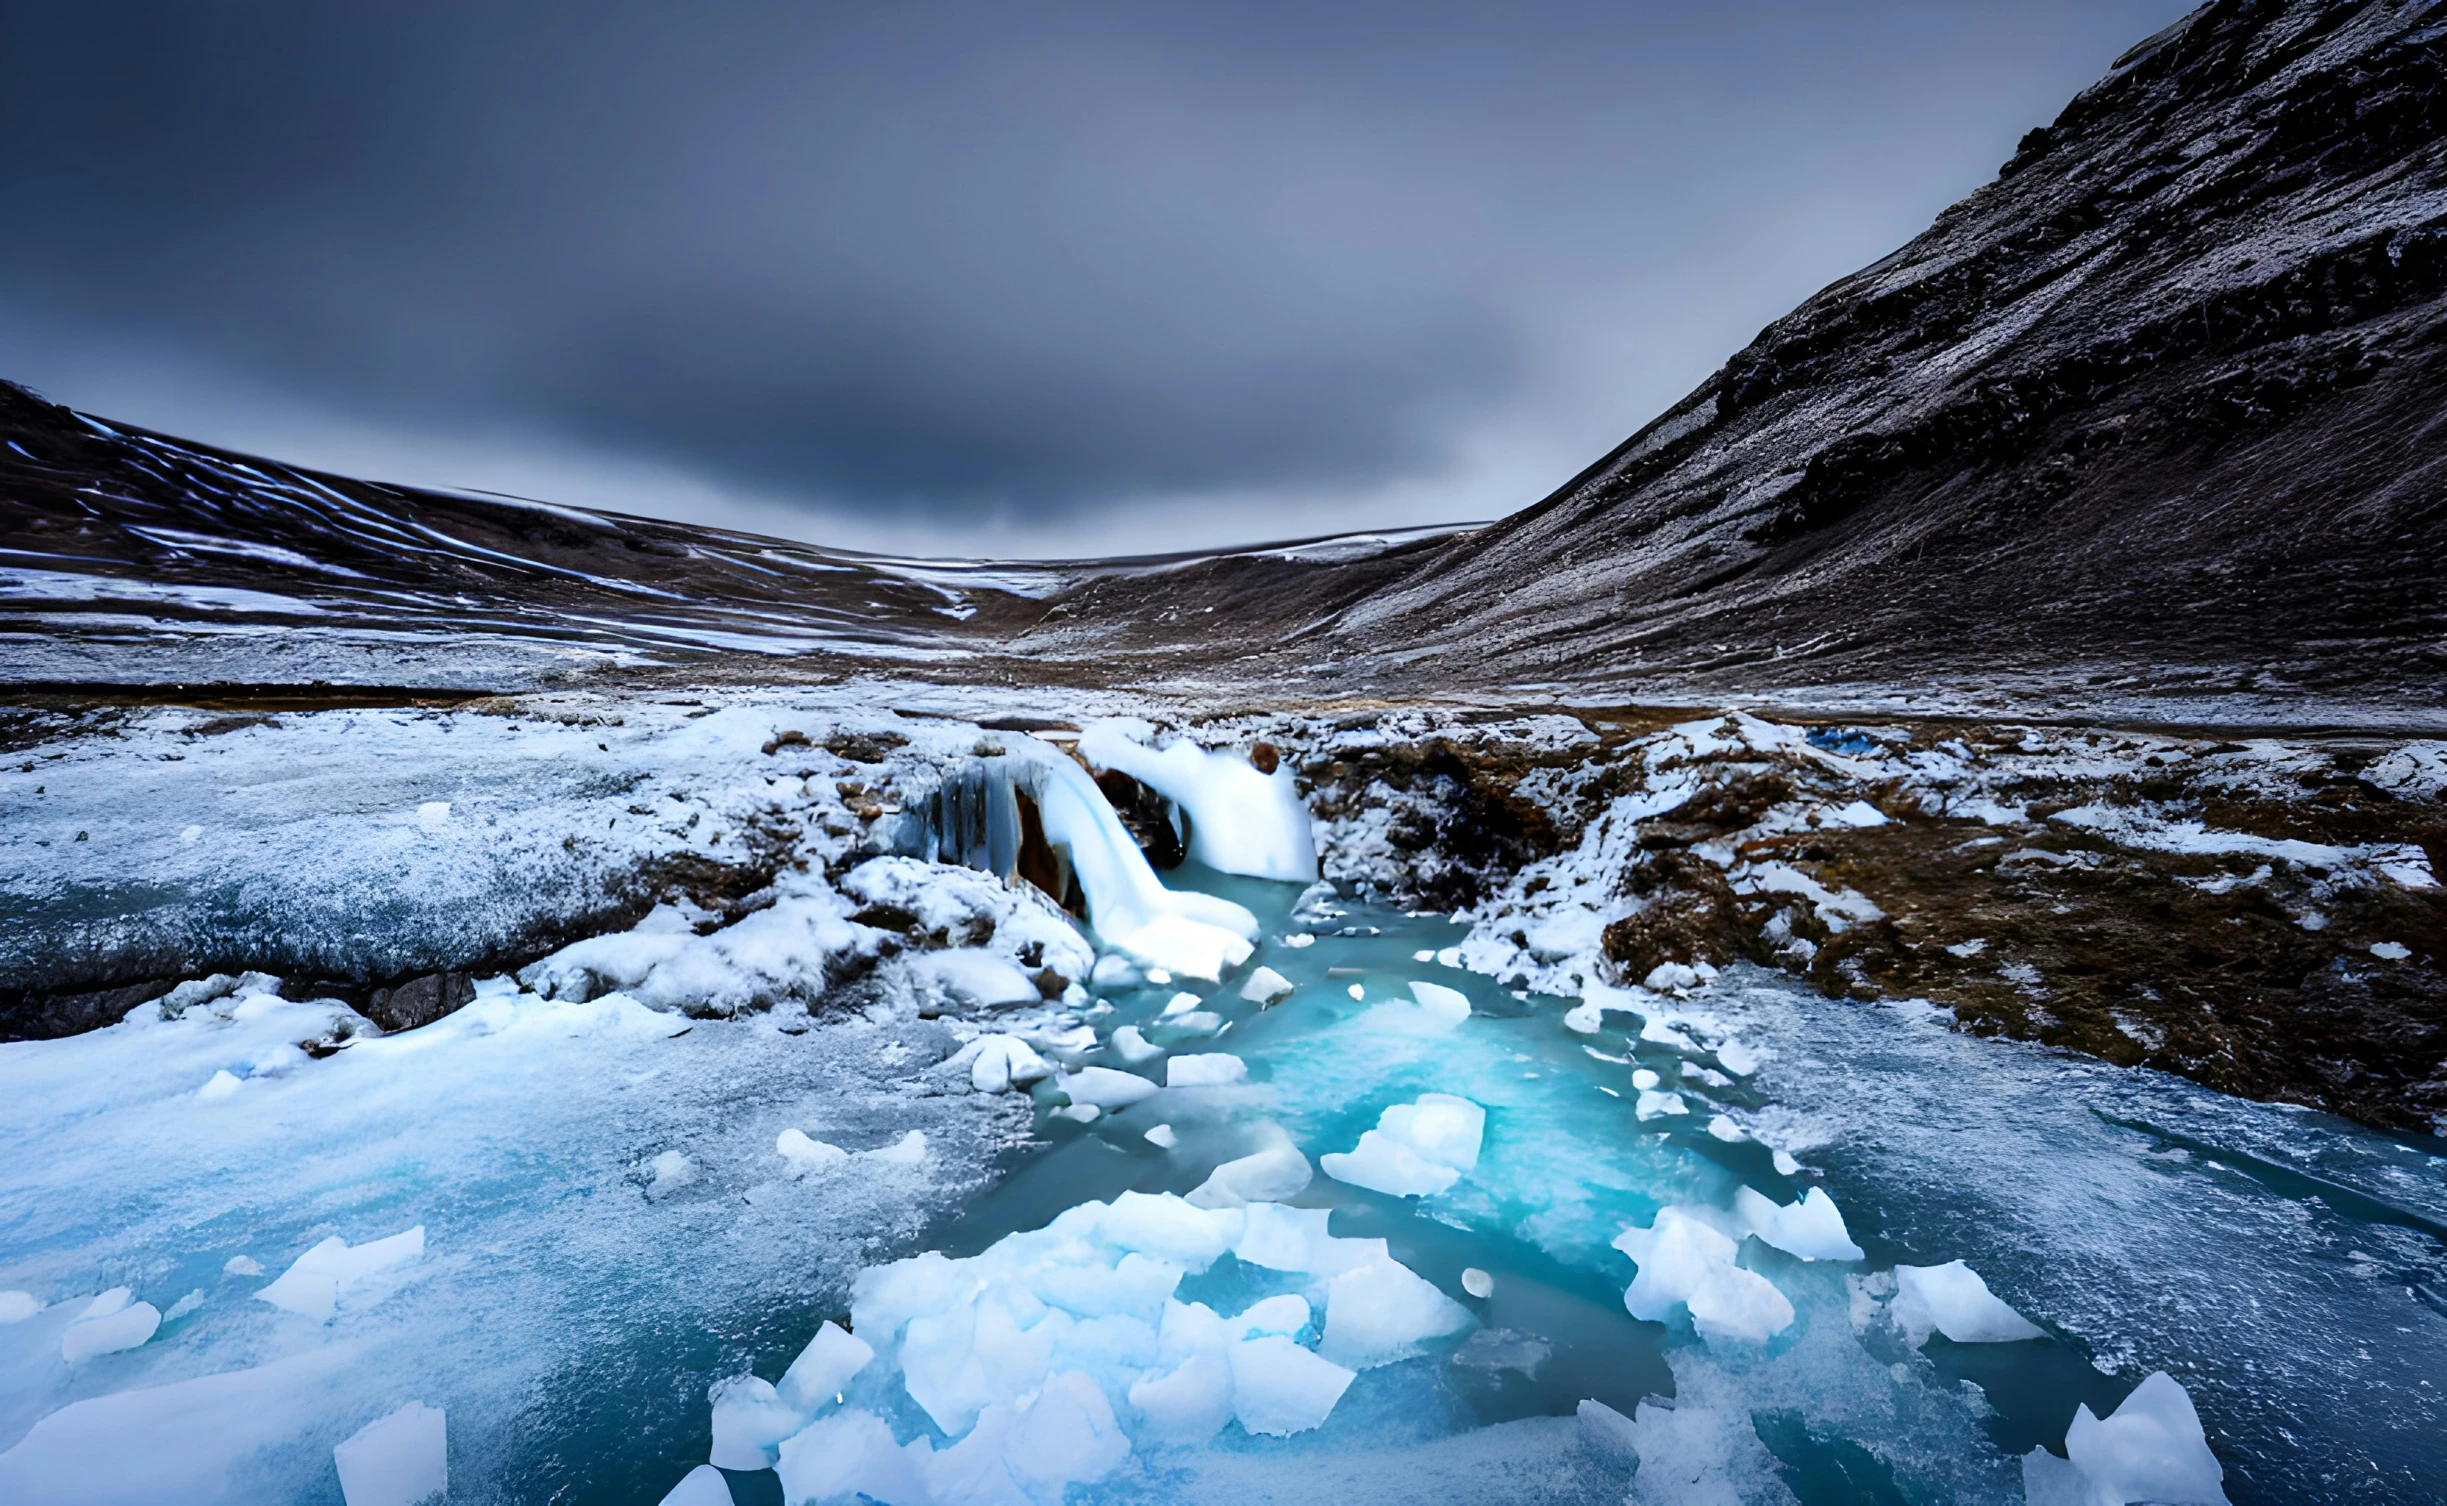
[1319,1094,1485,1198]
[520,872,877,1017]
[1078,723,1319,883]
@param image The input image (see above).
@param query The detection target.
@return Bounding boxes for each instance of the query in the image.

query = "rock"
[362,972,477,1033]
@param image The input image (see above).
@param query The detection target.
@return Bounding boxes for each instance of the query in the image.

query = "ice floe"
[255,1226,425,1323]
[333,1401,447,1506]
[2023,1371,2229,1506]
[1319,1093,1485,1198]
[1890,1260,2045,1345]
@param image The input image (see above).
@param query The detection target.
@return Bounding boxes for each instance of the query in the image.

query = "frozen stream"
[1,860,2441,1503]
[794,865,2446,1506]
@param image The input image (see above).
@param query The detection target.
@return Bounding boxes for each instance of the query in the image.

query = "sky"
[0,2,2194,559]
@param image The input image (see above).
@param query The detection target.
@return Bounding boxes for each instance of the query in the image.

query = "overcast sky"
[0,2,2192,558]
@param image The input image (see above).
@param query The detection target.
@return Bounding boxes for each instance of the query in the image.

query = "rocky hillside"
[1277,0,2447,723]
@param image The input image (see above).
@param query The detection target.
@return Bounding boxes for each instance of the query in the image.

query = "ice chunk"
[1106,1026,1163,1065]
[776,1408,931,1506]
[778,1128,851,1174]
[81,1287,132,1320]
[1381,1095,1484,1169]
[2023,1371,2229,1506]
[1054,1104,1101,1124]
[256,1226,425,1322]
[964,1034,1053,1093]
[918,948,1042,1010]
[1144,1123,1178,1149]
[1127,1352,1234,1444]
[162,1290,203,1321]
[1451,1329,1549,1378]
[1635,1090,1688,1121]
[1322,1133,1456,1197]
[1891,1260,2045,1345]
[868,1131,928,1165]
[1096,1192,1242,1268]
[1106,913,1253,984]
[1230,1335,1355,1437]
[1706,1115,1748,1143]
[1166,1053,1247,1088]
[1187,1142,1312,1208]
[1077,723,1318,883]
[1228,1294,1311,1339]
[1613,1207,1794,1344]
[1407,980,1471,1025]
[1318,1256,1472,1369]
[1091,953,1143,991]
[710,1373,804,1470]
[1004,1369,1131,1496]
[1319,1093,1484,1197]
[658,1464,735,1506]
[779,1320,876,1413]
[61,1298,160,1362]
[1358,979,1474,1035]
[334,1402,446,1506]
[1166,1011,1221,1034]
[649,1151,698,1195]
[1576,1397,1641,1466]
[223,1256,263,1277]
[1239,966,1295,1005]
[198,1069,244,1101]
[1231,1203,1333,1272]
[0,1291,38,1324]
[1733,1186,1864,1262]
[1644,962,1700,992]
[1058,1066,1158,1110]
[1160,991,1203,1017]
[1461,1267,1494,1299]
[2370,940,2411,961]
[1631,1068,1660,1090]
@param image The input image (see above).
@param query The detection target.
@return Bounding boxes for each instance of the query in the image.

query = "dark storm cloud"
[0,2,2193,541]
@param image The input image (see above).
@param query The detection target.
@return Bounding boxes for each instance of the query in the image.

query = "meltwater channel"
[681,863,2447,1506]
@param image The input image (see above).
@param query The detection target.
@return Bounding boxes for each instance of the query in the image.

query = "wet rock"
[1093,768,1186,869]
[0,978,176,1042]
[363,972,479,1034]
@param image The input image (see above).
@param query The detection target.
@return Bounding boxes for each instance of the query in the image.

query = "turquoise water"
[845,863,2447,1505]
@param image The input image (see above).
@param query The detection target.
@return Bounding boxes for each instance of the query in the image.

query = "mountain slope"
[1308,0,2447,721]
